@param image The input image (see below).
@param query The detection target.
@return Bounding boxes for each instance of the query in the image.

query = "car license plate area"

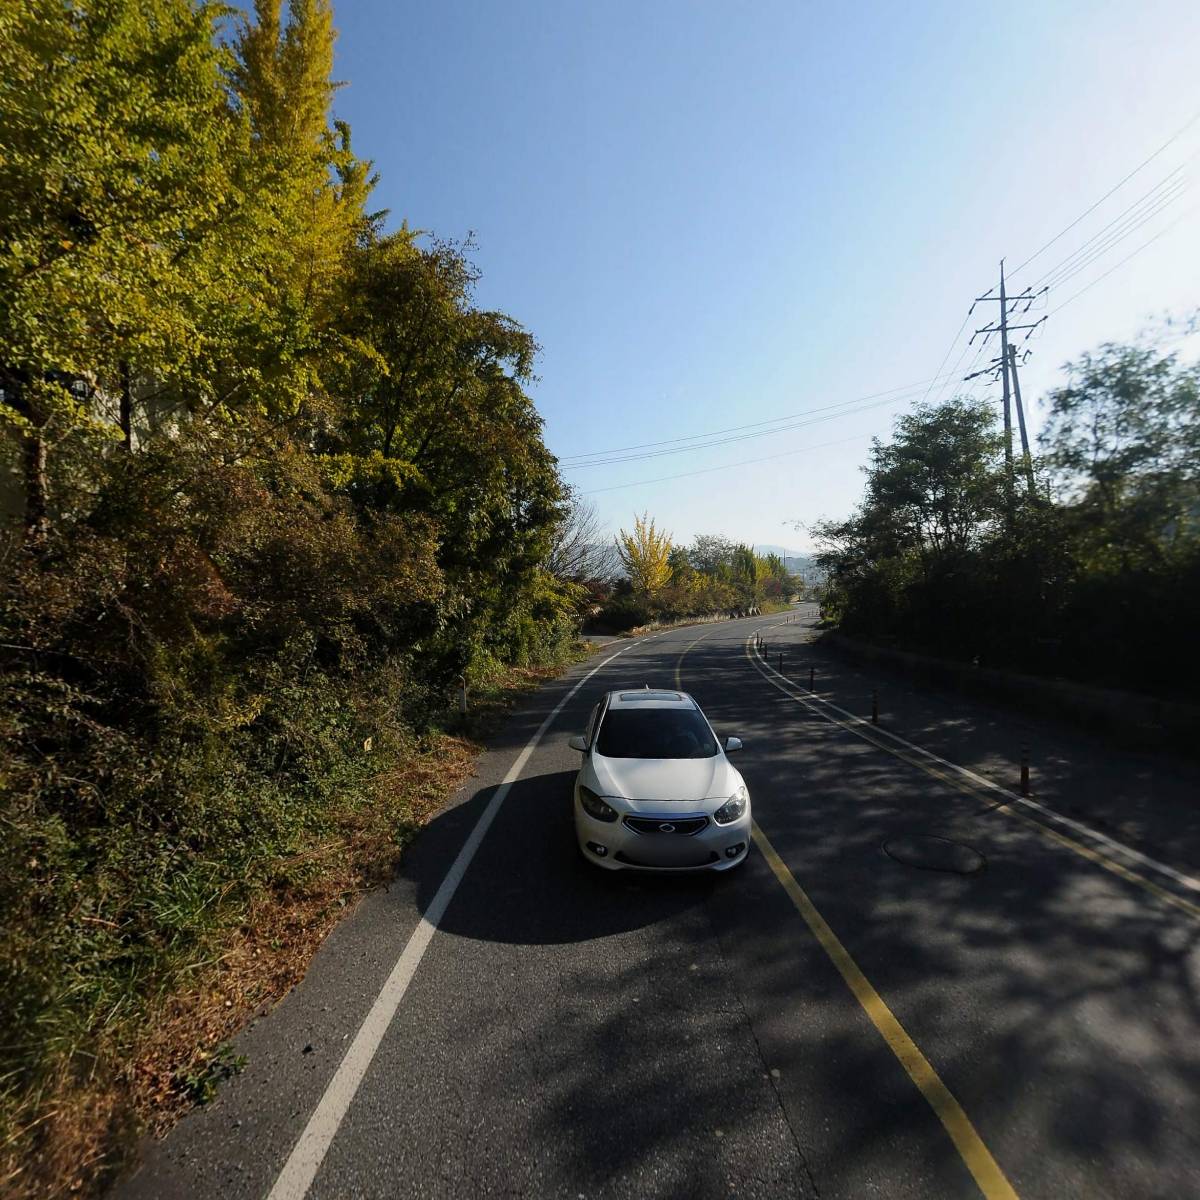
[620,835,714,867]
[615,845,720,868]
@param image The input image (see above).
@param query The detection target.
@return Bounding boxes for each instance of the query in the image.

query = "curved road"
[120,609,1200,1199]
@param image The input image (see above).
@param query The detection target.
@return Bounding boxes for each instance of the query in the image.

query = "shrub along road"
[118,610,1200,1199]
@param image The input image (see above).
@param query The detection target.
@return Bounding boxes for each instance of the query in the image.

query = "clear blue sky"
[329,0,1200,552]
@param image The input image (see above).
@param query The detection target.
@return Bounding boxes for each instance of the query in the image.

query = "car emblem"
[658,823,676,833]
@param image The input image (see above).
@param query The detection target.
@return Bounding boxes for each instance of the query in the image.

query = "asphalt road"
[119,609,1200,1200]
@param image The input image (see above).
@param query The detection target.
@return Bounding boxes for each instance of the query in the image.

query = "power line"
[1048,204,1199,315]
[1036,174,1188,291]
[1030,162,1189,286]
[1009,107,1200,279]
[561,377,961,470]
[557,370,962,464]
[564,391,921,469]
[924,118,1197,435]
[575,113,1200,501]
[921,284,1005,414]
[573,330,992,491]
[582,429,882,495]
[916,307,975,409]
[929,331,988,410]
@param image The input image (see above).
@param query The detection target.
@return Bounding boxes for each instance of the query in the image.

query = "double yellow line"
[675,626,1019,1200]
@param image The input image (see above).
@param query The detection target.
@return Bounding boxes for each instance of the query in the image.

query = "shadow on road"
[381,618,1200,1198]
[402,769,724,946]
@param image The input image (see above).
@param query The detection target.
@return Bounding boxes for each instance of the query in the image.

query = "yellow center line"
[752,822,1019,1200]
[675,620,1019,1200]
[675,629,717,690]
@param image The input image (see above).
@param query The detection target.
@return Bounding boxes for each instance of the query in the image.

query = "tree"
[810,339,1199,690]
[730,543,759,605]
[231,0,373,309]
[546,489,612,585]
[759,552,796,600]
[812,396,1007,650]
[330,233,559,566]
[220,0,377,431]
[689,533,735,577]
[615,513,672,594]
[816,397,1005,578]
[1041,343,1200,566]
[0,5,589,1192]
[864,397,1005,558]
[321,230,568,675]
[667,546,694,587]
[0,0,241,539]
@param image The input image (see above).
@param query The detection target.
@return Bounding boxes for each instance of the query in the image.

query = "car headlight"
[579,785,619,823]
[713,785,748,825]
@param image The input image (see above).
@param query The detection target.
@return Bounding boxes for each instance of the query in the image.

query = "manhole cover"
[883,835,985,876]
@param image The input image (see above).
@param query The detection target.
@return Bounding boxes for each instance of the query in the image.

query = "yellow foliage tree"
[615,512,673,594]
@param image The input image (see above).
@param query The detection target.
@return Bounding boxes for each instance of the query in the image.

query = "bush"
[591,594,654,633]
[0,424,579,1194]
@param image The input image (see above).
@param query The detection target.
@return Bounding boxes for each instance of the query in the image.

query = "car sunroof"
[619,691,683,701]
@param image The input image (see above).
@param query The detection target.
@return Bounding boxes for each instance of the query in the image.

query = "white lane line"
[745,631,1200,904]
[266,642,638,1200]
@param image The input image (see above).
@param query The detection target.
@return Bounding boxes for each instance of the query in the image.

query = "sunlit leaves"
[0,0,241,427]
[1,5,580,1191]
[616,512,673,594]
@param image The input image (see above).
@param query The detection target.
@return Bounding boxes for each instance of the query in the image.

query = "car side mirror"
[568,734,588,753]
[724,736,743,753]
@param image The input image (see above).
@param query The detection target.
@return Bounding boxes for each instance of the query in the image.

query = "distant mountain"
[753,544,810,562]
[754,545,824,585]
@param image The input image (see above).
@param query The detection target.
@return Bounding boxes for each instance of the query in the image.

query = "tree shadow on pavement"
[383,622,1200,1199]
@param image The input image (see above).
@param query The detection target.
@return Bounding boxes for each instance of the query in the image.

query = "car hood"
[588,752,742,807]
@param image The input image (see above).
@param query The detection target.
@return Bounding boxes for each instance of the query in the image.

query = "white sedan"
[568,688,750,872]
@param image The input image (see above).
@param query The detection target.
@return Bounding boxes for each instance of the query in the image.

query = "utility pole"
[1008,343,1037,496]
[967,261,1046,511]
[998,263,1014,506]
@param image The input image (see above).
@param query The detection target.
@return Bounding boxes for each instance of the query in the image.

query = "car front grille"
[623,815,708,836]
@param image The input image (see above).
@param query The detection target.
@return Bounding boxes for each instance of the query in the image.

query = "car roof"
[605,688,698,710]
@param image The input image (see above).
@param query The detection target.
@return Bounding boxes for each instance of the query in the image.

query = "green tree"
[759,552,796,600]
[668,546,694,587]
[325,231,568,675]
[730,543,759,605]
[689,533,735,577]
[813,344,1200,691]
[1041,342,1200,567]
[814,397,1006,649]
[862,397,1006,559]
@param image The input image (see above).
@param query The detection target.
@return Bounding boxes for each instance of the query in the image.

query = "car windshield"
[594,708,719,759]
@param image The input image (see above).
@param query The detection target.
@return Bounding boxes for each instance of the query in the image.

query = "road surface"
[119,609,1200,1199]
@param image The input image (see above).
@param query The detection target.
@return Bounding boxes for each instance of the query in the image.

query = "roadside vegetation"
[814,339,1200,697]
[593,515,802,632]
[0,2,594,1195]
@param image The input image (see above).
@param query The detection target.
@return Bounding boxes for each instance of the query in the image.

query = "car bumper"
[575,802,752,872]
